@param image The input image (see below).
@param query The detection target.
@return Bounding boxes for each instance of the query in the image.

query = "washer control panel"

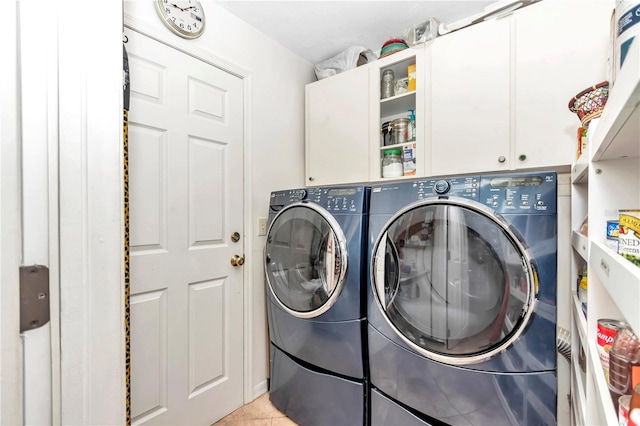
[270,186,367,214]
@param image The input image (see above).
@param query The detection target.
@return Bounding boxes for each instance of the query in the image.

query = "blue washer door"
[371,197,538,365]
[265,202,348,319]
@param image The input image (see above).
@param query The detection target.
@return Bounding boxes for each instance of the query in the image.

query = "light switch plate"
[257,217,267,236]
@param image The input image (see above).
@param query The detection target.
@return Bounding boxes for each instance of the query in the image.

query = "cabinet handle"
[308,176,314,181]
[519,154,527,161]
[498,156,506,163]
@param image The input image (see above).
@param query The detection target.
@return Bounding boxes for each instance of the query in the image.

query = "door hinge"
[19,265,50,333]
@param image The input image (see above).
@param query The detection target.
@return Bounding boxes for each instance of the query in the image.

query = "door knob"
[230,255,245,267]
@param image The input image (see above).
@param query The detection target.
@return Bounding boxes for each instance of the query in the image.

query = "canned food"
[619,210,640,267]
[597,318,626,383]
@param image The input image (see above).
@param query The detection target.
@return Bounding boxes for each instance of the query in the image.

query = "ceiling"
[214,1,498,65]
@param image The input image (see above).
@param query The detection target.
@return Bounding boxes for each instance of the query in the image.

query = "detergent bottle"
[407,109,416,142]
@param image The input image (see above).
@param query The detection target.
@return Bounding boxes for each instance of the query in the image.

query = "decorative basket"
[379,38,409,59]
[568,81,609,127]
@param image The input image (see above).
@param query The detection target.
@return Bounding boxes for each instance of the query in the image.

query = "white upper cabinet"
[304,1,612,185]
[514,0,611,170]
[430,16,511,176]
[305,65,370,186]
[429,0,610,176]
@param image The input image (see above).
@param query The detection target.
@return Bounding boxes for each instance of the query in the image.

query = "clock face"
[155,0,205,39]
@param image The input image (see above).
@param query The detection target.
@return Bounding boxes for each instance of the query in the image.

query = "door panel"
[126,29,244,425]
[430,17,511,175]
[130,290,168,420]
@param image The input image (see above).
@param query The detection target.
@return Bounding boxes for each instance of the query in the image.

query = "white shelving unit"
[570,36,640,426]
[371,47,425,181]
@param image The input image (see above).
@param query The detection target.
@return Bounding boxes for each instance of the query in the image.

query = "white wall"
[124,0,315,399]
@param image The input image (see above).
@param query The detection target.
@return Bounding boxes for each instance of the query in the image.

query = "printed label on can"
[597,319,625,383]
[618,210,640,267]
[616,2,640,73]
[618,4,640,36]
[608,220,620,239]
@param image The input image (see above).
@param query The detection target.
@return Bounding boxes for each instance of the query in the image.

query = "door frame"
[123,15,257,404]
[56,4,126,424]
[0,1,22,423]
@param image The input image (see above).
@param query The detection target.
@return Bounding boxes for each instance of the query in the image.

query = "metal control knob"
[434,180,451,195]
[230,255,245,267]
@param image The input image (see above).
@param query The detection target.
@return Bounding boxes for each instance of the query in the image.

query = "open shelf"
[587,338,618,425]
[571,154,589,184]
[572,293,587,347]
[380,91,416,117]
[571,357,587,426]
[571,231,589,262]
[590,37,640,162]
[590,240,640,334]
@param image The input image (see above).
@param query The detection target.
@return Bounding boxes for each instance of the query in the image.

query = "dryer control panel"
[370,172,556,215]
[479,172,557,214]
[411,176,480,200]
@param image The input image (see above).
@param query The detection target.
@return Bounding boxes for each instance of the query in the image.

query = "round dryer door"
[265,202,348,319]
[371,197,537,365]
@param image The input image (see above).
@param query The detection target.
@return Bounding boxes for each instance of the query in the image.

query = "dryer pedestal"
[269,344,365,426]
[371,388,434,426]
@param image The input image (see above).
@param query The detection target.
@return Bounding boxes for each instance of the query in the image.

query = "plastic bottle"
[407,109,416,142]
[630,384,640,426]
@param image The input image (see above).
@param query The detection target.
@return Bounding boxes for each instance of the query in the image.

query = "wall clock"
[155,0,205,39]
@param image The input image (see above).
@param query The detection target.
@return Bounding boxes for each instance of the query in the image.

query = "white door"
[305,65,370,185]
[125,29,245,425]
[430,17,511,175]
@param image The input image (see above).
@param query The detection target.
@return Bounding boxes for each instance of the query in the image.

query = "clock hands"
[169,3,195,12]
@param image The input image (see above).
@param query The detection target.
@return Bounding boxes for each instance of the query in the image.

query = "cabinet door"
[305,66,369,185]
[430,17,511,176]
[514,0,611,169]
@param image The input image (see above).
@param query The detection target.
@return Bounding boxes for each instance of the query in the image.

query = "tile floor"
[213,392,298,426]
